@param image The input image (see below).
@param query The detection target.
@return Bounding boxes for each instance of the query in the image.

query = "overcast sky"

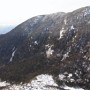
[0,0,90,26]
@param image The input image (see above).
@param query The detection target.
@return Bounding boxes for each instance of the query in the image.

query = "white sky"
[0,0,90,26]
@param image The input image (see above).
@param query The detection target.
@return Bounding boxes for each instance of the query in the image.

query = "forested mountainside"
[0,6,90,90]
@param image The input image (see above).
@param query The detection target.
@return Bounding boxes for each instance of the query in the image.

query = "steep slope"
[0,6,90,89]
[0,15,45,64]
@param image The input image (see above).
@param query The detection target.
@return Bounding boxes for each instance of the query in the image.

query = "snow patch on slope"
[58,17,67,40]
[64,18,67,25]
[30,74,58,90]
[63,85,84,90]
[71,25,75,30]
[58,27,66,40]
[34,41,38,45]
[45,44,54,58]
[10,49,16,62]
[0,81,10,87]
[59,74,66,80]
[61,47,71,61]
[30,15,43,27]
[61,51,69,61]
[83,7,90,16]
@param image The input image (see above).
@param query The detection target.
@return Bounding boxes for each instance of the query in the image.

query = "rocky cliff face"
[0,6,90,90]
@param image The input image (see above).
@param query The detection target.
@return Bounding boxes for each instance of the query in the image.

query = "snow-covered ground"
[62,85,84,90]
[0,74,84,90]
[0,74,58,90]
